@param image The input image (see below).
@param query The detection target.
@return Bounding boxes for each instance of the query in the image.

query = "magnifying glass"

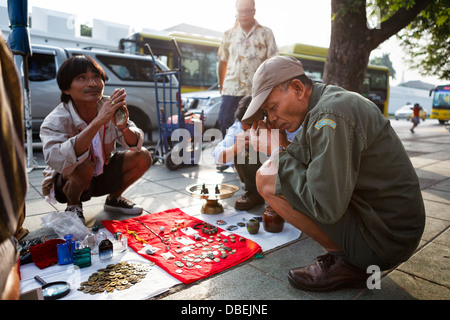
[34,275,71,300]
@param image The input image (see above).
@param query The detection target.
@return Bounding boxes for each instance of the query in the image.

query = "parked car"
[394,104,427,121]
[27,44,178,142]
[182,89,222,129]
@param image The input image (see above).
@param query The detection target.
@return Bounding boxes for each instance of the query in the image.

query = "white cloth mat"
[20,206,301,299]
[183,204,301,252]
[19,228,181,300]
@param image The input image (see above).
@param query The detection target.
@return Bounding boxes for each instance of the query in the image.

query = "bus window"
[178,42,217,88]
[362,69,388,115]
[430,85,450,124]
[119,32,220,92]
[301,59,324,81]
[433,90,450,108]
[368,69,388,89]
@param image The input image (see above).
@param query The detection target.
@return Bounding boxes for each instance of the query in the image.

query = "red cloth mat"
[102,208,262,284]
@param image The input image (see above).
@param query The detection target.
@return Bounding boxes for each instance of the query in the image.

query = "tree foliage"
[397,0,450,80]
[324,0,435,93]
[370,53,396,79]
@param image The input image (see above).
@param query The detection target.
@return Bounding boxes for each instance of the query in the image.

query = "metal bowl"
[186,183,239,214]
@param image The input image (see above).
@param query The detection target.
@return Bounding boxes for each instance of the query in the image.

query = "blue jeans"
[218,95,244,137]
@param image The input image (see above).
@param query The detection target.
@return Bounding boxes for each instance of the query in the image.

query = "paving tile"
[422,189,450,205]
[421,216,450,242]
[358,270,450,300]
[423,199,450,221]
[162,264,314,300]
[397,242,450,288]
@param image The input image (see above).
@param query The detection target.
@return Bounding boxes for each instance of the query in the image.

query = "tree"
[399,1,450,80]
[370,53,396,79]
[323,0,433,93]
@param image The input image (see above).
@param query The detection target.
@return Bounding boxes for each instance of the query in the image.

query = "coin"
[77,262,152,295]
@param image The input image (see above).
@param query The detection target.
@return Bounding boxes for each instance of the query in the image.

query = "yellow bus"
[429,84,450,124]
[119,32,220,93]
[280,43,390,117]
[120,33,390,116]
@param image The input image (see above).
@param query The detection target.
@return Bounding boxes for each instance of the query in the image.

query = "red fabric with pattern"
[102,208,261,284]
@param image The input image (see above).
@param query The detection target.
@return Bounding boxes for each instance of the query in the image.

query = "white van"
[28,44,178,142]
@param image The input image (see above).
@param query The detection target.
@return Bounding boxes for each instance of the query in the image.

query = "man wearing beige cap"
[243,55,425,292]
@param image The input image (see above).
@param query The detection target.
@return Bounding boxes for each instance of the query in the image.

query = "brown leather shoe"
[288,253,369,292]
[234,192,265,210]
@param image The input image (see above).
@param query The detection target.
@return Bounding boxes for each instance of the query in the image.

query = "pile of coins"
[77,261,153,295]
[171,234,246,274]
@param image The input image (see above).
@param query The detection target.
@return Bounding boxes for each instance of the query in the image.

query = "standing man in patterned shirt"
[217,0,278,139]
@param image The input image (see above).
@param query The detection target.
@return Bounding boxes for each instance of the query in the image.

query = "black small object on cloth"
[192,222,217,234]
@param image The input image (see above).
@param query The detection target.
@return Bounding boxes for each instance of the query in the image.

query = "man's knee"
[139,147,152,170]
[126,147,152,172]
[256,167,275,198]
[63,161,94,194]
[1,264,20,300]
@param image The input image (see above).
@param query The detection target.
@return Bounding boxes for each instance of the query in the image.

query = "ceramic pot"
[246,218,260,234]
[263,206,285,233]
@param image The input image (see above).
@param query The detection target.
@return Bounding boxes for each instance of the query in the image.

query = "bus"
[429,84,450,124]
[119,32,221,93]
[280,43,390,117]
[120,33,390,116]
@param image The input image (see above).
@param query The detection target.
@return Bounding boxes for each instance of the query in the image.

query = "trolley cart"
[146,40,204,170]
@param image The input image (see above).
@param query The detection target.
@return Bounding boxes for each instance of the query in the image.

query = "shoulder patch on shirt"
[314,119,336,131]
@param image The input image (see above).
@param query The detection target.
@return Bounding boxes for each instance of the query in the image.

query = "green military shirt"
[275,83,425,264]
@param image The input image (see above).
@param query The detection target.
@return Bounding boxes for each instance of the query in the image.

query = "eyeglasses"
[74,73,103,85]
[236,9,255,16]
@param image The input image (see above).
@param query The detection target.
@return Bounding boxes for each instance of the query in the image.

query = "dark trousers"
[218,95,244,137]
[233,149,267,195]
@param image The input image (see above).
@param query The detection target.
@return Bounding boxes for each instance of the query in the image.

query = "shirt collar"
[308,82,328,112]
[66,100,86,130]
[238,20,260,37]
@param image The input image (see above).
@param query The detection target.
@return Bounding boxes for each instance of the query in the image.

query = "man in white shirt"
[212,96,266,210]
[40,56,152,223]
[217,0,278,137]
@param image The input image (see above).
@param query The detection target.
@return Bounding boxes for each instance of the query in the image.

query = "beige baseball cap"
[242,55,305,123]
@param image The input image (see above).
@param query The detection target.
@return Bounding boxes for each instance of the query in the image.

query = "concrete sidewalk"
[21,119,450,300]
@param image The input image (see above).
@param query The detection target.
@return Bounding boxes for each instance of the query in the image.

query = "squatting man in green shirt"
[242,55,425,292]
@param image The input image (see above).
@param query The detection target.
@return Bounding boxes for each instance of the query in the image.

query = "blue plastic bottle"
[57,234,75,265]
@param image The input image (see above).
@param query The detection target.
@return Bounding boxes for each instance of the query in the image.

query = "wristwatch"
[270,146,286,157]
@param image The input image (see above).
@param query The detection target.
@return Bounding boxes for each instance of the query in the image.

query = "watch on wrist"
[271,146,286,157]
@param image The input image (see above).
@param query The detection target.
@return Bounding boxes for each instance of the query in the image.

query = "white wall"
[388,86,433,114]
[1,3,131,50]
